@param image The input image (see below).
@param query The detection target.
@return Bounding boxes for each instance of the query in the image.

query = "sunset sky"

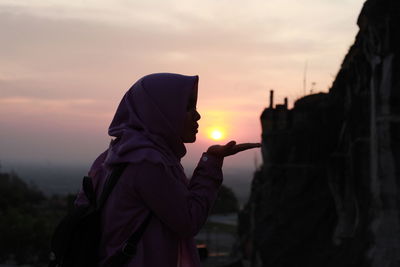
[0,0,365,169]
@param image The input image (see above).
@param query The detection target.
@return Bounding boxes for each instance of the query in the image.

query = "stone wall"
[238,0,400,266]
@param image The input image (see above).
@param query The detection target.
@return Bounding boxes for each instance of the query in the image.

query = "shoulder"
[122,160,173,194]
[110,161,166,195]
[122,159,170,185]
[124,159,166,175]
[122,147,175,167]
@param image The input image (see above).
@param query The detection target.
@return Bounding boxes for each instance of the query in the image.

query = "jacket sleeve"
[131,153,223,238]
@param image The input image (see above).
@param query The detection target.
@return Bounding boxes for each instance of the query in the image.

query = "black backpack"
[48,163,152,267]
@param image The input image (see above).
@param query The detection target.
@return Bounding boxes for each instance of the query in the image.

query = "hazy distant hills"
[2,162,255,207]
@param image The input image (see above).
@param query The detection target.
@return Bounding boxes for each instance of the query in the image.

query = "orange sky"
[0,0,365,169]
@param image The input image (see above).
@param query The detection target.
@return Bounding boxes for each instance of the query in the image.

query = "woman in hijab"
[75,73,260,267]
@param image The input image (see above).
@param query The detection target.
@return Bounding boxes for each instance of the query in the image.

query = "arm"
[132,153,223,238]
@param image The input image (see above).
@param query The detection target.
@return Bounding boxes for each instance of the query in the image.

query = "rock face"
[238,0,400,266]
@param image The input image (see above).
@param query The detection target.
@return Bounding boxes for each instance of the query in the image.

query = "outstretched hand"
[206,140,261,158]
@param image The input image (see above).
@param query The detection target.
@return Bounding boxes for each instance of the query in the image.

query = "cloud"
[0,1,363,83]
[0,95,113,119]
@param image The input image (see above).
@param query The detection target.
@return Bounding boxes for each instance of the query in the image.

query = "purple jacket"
[75,152,223,267]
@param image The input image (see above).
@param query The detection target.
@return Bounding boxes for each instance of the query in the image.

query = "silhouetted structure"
[238,0,400,266]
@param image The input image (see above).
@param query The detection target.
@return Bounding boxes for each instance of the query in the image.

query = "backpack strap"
[97,163,129,210]
[82,176,96,206]
[96,163,153,266]
[122,211,152,255]
[103,163,153,266]
[108,212,152,267]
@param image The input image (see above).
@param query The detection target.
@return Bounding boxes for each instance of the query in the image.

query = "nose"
[195,110,201,121]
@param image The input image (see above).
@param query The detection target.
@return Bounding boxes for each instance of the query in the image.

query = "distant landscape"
[1,162,255,208]
[0,161,251,266]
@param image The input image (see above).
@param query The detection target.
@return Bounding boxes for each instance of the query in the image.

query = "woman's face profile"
[181,85,201,143]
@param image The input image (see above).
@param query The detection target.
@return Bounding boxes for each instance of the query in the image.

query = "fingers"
[225,140,236,148]
[208,141,261,158]
[229,142,261,155]
[236,143,261,149]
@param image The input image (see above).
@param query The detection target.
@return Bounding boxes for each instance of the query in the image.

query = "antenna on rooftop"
[269,90,274,109]
[303,61,308,96]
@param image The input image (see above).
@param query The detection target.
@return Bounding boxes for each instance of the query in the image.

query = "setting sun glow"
[209,129,224,141]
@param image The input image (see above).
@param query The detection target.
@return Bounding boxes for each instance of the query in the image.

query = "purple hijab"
[94,73,198,172]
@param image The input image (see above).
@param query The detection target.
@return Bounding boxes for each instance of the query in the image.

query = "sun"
[208,128,225,141]
[211,130,223,140]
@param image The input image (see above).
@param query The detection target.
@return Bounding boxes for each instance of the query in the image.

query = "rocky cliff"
[238,0,400,266]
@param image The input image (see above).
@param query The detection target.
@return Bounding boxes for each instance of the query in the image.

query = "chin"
[183,135,197,143]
